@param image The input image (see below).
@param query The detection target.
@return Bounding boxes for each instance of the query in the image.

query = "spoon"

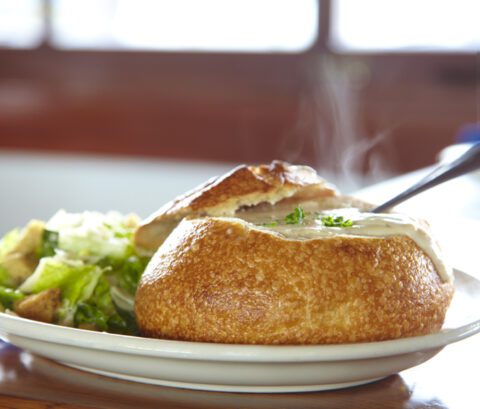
[372,143,480,213]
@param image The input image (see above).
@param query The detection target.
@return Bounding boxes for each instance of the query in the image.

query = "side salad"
[0,210,150,335]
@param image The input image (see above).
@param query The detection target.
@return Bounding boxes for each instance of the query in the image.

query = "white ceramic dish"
[0,270,479,393]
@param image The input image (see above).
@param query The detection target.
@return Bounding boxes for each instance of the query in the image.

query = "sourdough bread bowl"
[134,161,454,345]
[134,160,337,252]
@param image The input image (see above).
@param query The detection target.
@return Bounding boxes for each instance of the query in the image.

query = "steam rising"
[278,56,396,192]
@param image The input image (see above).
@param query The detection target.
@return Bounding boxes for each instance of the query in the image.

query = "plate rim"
[1,269,479,363]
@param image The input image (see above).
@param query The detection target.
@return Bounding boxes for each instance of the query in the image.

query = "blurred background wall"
[0,0,479,191]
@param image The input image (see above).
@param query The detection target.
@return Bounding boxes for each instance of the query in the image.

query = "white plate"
[1,270,479,393]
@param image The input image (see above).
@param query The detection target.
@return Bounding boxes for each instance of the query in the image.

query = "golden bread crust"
[134,161,336,251]
[135,217,454,345]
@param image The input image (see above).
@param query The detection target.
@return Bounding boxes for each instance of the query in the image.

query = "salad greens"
[0,228,21,259]
[0,210,151,334]
[0,266,11,288]
[0,229,21,288]
[0,286,25,310]
[38,230,59,258]
[74,276,136,333]
[20,257,104,325]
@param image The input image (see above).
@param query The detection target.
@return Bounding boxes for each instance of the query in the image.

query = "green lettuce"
[0,228,20,259]
[0,229,21,287]
[0,266,13,288]
[46,210,138,263]
[37,230,59,258]
[74,276,137,334]
[0,286,25,309]
[1,210,148,334]
[19,257,103,325]
[118,256,149,295]
[99,255,149,296]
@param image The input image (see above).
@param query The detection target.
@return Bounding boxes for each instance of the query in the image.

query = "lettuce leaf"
[0,229,21,287]
[99,255,149,296]
[19,257,103,325]
[74,276,137,334]
[74,303,109,331]
[0,286,25,309]
[46,210,139,263]
[37,230,59,258]
[118,256,149,295]
[0,228,21,260]
[0,266,13,288]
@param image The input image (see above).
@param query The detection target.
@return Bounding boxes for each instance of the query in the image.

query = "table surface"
[0,335,479,409]
[1,164,479,408]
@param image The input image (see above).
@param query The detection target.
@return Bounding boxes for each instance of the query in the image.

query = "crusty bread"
[134,161,454,344]
[135,217,454,344]
[134,161,336,251]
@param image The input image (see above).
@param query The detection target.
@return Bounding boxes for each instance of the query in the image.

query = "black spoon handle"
[372,143,480,213]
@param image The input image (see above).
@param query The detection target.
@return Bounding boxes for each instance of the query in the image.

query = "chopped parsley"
[320,215,353,228]
[285,206,305,225]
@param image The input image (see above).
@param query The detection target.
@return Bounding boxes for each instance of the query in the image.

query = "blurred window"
[0,0,44,48]
[0,0,319,52]
[330,0,480,52]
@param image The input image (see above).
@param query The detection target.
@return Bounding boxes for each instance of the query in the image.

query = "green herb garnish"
[262,221,278,228]
[285,206,305,225]
[320,215,353,228]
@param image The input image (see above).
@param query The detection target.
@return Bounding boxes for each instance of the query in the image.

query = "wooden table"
[0,334,478,409]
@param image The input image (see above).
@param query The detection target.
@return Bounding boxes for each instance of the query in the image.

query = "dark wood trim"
[0,0,477,174]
